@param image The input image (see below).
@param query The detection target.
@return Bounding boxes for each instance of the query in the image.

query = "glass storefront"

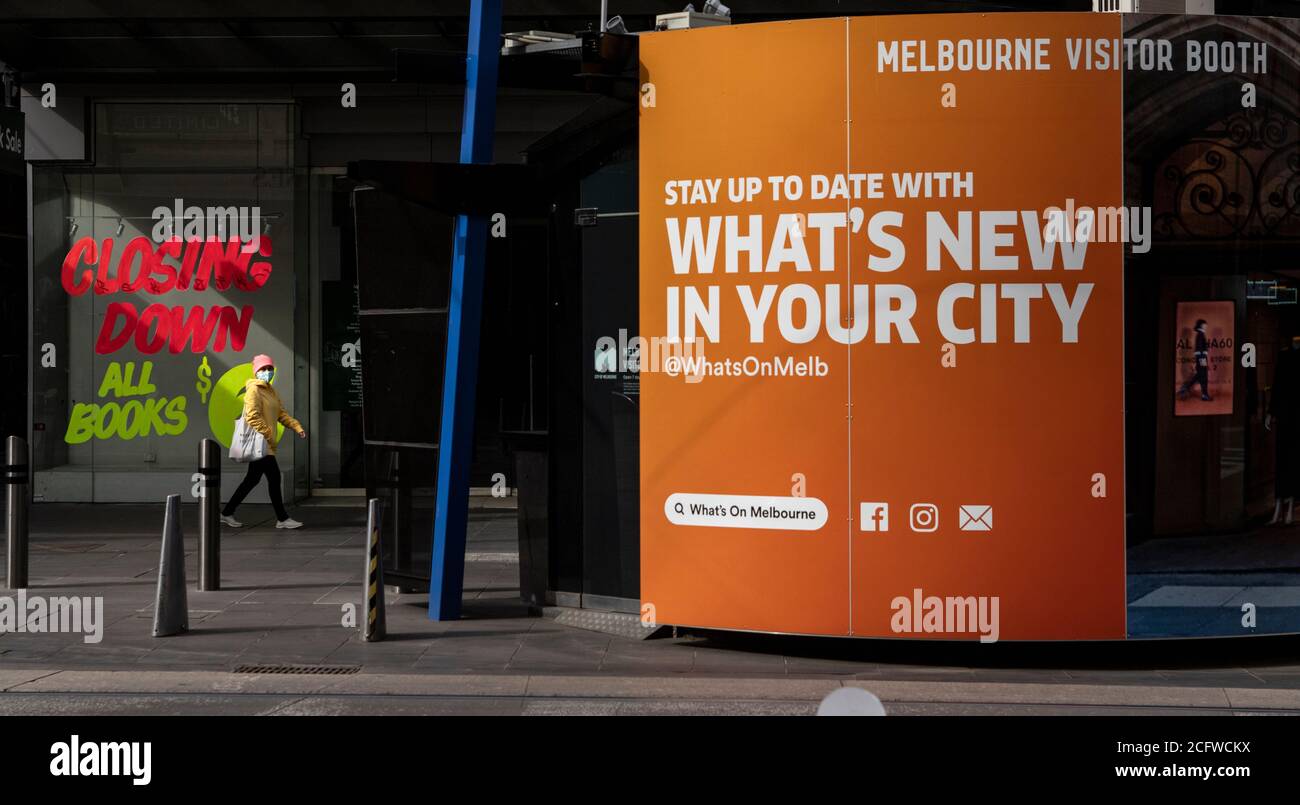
[30,102,303,502]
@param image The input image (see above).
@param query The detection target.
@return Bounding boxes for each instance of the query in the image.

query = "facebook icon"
[860,502,889,532]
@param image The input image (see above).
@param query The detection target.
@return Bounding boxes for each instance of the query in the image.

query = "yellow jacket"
[241,378,303,455]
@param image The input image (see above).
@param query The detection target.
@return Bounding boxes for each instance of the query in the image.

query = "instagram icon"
[909,503,939,532]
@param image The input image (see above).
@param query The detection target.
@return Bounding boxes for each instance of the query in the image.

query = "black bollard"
[198,438,221,591]
[5,436,29,590]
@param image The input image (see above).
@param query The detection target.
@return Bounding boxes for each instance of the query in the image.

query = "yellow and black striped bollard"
[363,498,386,642]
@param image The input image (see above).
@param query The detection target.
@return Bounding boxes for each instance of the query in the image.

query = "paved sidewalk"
[1127,525,1300,637]
[2,500,525,671]
[3,501,1300,715]
[3,669,1299,716]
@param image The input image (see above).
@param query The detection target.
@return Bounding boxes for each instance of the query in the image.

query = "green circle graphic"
[208,362,284,448]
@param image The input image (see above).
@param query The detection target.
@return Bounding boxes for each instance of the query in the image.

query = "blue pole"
[429,0,502,621]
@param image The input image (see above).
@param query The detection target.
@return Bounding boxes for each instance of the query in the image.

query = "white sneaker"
[220,515,243,528]
[276,518,303,529]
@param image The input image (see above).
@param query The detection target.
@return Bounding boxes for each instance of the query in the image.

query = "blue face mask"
[256,368,274,382]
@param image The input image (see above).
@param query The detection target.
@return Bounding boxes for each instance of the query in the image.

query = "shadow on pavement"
[679,628,1300,670]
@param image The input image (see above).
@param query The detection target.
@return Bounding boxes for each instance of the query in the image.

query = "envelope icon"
[958,505,993,531]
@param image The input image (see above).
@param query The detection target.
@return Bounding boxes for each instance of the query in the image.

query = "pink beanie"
[252,354,274,373]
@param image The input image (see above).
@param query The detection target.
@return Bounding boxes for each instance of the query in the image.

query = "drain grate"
[233,663,361,676]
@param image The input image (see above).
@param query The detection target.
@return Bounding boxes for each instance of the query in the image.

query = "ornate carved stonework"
[1152,108,1300,240]
[1124,14,1300,246]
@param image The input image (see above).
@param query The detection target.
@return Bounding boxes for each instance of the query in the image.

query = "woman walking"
[220,354,307,529]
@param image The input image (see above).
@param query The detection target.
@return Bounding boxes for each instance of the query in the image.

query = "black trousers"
[223,454,288,521]
[1181,364,1209,394]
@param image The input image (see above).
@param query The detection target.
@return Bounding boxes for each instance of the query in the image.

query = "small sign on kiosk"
[0,106,24,177]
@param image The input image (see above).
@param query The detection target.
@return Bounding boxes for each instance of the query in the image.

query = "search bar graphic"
[664,493,828,531]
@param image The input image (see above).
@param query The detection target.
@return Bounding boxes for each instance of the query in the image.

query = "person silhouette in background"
[1177,319,1212,402]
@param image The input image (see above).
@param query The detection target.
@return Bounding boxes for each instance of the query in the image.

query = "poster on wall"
[639,12,1129,641]
[639,17,854,637]
[1173,301,1233,416]
[27,103,301,503]
[322,280,362,411]
[56,207,291,465]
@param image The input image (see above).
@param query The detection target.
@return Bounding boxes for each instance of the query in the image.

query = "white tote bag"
[229,417,267,463]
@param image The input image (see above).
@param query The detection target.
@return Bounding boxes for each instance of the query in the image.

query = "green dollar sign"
[195,356,212,405]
